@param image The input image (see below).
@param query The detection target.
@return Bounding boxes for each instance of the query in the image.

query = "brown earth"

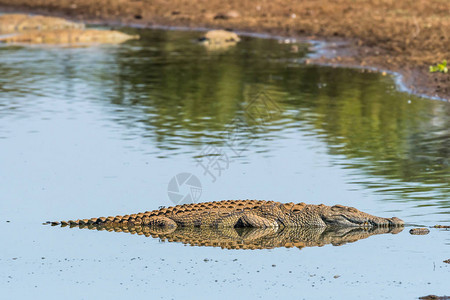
[0,0,449,100]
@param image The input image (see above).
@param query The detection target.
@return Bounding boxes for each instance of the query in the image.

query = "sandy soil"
[0,0,448,100]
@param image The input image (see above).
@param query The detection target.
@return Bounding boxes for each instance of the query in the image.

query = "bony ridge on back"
[48,200,404,229]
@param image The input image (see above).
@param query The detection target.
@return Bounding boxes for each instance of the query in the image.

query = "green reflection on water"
[0,28,448,204]
[110,29,449,201]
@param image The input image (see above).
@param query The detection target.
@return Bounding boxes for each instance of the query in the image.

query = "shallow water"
[0,27,448,299]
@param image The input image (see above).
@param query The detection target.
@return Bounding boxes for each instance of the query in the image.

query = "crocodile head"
[320,205,404,227]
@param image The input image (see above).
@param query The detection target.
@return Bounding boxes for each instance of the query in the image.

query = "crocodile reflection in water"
[57,223,403,250]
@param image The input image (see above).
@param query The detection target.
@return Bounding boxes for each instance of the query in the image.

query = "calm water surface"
[0,27,448,299]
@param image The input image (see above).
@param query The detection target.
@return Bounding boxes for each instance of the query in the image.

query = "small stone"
[226,10,240,19]
[214,10,240,20]
[419,296,449,300]
[409,228,430,235]
[434,225,450,228]
[200,30,240,45]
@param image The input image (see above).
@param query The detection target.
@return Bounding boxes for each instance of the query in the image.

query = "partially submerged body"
[49,200,404,229]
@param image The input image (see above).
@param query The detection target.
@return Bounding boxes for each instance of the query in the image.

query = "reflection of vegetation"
[289,69,449,182]
[107,29,298,144]
[282,66,449,201]
[0,28,448,203]
[299,72,450,200]
[109,29,449,201]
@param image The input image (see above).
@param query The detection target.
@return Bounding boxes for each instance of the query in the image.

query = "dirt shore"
[0,0,448,100]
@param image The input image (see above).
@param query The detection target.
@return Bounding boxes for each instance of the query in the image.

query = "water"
[0,27,448,299]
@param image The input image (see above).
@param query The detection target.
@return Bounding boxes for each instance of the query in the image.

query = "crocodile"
[58,222,403,250]
[48,200,404,229]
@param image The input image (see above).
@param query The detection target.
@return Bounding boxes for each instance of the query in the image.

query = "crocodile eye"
[331,205,345,211]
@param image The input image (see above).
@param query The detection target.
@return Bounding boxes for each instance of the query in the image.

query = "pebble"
[434,225,450,228]
[409,228,430,235]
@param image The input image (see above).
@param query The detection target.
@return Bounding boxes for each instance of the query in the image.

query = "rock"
[419,296,450,300]
[434,224,450,228]
[0,29,139,45]
[409,228,430,235]
[0,14,84,34]
[226,10,240,19]
[200,30,240,49]
[214,10,240,20]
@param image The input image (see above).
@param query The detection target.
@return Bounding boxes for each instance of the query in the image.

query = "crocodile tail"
[45,216,121,227]
[44,211,155,227]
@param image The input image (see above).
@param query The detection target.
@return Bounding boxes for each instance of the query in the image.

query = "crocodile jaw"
[321,205,404,228]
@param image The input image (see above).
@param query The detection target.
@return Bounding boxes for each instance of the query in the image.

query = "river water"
[0,27,448,299]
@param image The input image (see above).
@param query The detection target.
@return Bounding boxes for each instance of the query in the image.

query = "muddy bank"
[0,0,448,100]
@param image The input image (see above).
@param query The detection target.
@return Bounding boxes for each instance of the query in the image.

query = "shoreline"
[0,1,448,101]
